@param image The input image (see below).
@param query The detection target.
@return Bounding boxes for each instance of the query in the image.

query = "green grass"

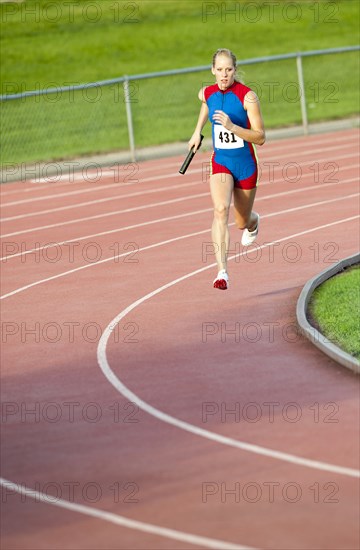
[1,0,359,165]
[309,266,360,360]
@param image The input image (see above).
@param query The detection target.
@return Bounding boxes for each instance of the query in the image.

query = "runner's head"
[211,48,238,90]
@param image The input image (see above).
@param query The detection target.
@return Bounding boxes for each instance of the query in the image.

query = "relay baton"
[179,134,204,175]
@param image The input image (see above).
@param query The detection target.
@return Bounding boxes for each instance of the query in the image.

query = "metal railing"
[1,45,359,166]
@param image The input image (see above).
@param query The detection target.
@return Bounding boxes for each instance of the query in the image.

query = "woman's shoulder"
[202,83,218,101]
[233,81,255,103]
[234,80,252,93]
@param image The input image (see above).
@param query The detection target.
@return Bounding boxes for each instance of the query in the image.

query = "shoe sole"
[213,279,228,290]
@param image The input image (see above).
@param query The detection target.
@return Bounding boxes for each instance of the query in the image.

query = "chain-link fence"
[1,46,359,167]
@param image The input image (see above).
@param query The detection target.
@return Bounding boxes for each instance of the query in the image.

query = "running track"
[1,128,359,550]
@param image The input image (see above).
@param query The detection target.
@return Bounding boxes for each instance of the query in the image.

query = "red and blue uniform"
[205,81,258,189]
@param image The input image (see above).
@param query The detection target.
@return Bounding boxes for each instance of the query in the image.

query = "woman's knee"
[213,203,230,222]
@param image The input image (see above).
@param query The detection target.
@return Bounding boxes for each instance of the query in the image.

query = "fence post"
[123,75,136,161]
[296,54,308,135]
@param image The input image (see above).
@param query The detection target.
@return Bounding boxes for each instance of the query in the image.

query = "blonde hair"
[212,48,243,83]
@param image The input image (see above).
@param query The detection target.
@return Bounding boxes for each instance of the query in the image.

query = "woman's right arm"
[188,87,209,151]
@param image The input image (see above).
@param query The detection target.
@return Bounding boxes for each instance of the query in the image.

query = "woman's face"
[212,55,236,90]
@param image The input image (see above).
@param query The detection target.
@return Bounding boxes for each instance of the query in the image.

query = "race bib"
[214,124,244,149]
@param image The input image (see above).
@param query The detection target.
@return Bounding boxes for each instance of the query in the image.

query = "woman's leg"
[233,187,258,231]
[209,172,234,272]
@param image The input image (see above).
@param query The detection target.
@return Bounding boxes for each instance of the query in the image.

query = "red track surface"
[1,129,359,550]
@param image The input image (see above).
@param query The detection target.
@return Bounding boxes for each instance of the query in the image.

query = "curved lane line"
[0,478,252,550]
[97,217,360,479]
[1,174,357,240]
[1,150,357,219]
[0,180,202,222]
[1,201,358,301]
[2,131,358,546]
[1,210,359,473]
[1,138,354,206]
[0,192,208,238]
[2,189,358,262]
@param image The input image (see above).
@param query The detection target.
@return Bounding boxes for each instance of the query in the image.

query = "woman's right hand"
[188,132,202,152]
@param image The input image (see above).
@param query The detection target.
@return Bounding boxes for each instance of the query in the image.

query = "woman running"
[189,48,266,290]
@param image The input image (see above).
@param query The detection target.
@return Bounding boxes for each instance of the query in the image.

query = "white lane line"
[1,169,192,207]
[1,170,358,239]
[2,134,357,196]
[0,179,202,222]
[97,216,360,479]
[1,130,357,196]
[0,479,252,550]
[0,195,358,303]
[0,227,213,300]
[1,150,357,224]
[20,133,360,188]
[21,132,354,186]
[0,192,208,238]
[1,189,358,262]
[0,209,212,261]
[1,150,357,210]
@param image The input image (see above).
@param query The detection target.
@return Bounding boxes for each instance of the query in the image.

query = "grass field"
[309,266,360,360]
[1,0,359,165]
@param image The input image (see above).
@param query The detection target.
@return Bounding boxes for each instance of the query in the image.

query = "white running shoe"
[213,269,229,290]
[241,213,260,246]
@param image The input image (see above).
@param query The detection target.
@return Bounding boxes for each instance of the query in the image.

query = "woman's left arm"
[213,90,266,146]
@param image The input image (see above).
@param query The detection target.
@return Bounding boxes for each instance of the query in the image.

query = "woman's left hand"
[212,110,234,131]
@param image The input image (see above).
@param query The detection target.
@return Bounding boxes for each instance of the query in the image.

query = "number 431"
[218,131,237,143]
